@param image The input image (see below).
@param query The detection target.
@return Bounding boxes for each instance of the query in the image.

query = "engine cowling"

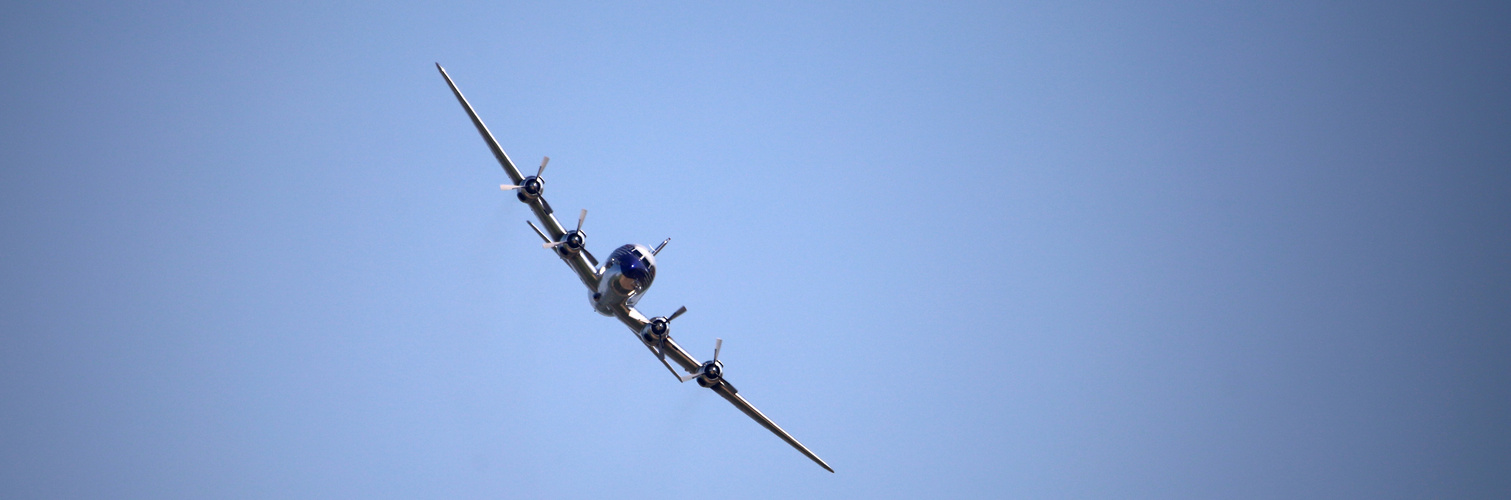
[696,360,723,387]
[554,229,586,258]
[641,316,670,344]
[515,175,544,201]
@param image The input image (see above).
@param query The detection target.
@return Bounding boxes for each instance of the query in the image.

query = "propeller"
[679,338,724,383]
[543,209,587,249]
[537,209,597,266]
[644,306,688,378]
[644,306,686,346]
[500,156,550,194]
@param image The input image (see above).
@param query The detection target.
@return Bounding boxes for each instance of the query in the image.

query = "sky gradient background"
[2,1,1509,498]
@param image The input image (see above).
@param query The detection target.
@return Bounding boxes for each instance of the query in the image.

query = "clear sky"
[2,1,1509,498]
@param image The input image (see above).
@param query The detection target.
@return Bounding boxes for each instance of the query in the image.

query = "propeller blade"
[678,369,703,383]
[576,209,587,232]
[713,338,722,362]
[536,156,549,177]
[543,241,566,249]
[501,184,521,191]
[668,306,687,323]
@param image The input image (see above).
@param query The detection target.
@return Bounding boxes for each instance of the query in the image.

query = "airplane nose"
[607,244,656,291]
[618,254,648,281]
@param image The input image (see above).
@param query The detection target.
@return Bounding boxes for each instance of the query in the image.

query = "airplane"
[436,63,833,473]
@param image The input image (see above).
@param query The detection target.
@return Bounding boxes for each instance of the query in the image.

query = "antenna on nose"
[652,238,670,256]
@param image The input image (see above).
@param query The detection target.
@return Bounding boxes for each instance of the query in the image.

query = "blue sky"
[2,1,1509,498]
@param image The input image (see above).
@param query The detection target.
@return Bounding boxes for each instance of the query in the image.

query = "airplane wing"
[435,64,525,186]
[436,64,599,290]
[711,381,834,473]
[616,307,834,472]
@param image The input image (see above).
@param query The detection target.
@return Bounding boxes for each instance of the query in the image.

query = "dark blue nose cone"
[617,252,648,281]
[607,244,657,291]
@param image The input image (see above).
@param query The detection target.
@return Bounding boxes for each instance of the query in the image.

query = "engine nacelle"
[695,360,724,387]
[553,229,587,259]
[515,175,544,200]
[641,316,670,344]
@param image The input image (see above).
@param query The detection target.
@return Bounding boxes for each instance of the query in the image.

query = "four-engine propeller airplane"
[436,63,833,473]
